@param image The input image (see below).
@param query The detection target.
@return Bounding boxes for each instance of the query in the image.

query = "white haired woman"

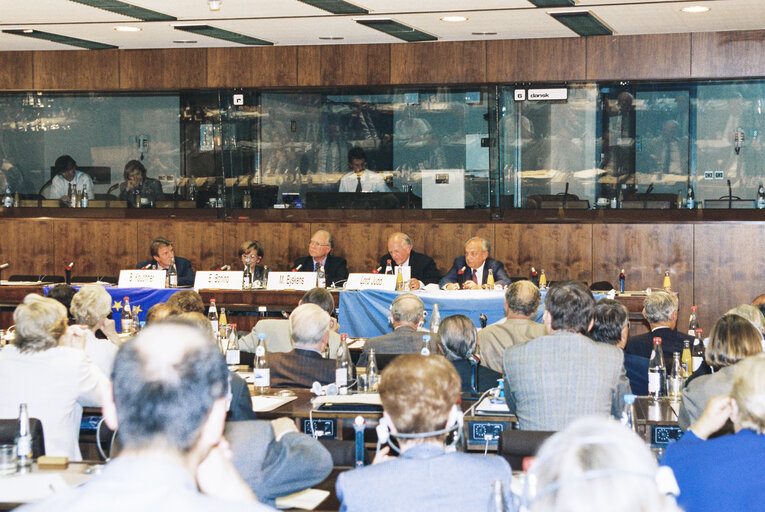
[69,284,121,375]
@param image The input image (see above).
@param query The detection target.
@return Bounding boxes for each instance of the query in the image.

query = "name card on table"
[267,271,317,291]
[118,269,166,289]
[194,271,244,292]
[345,273,397,291]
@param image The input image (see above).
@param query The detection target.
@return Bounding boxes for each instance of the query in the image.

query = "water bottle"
[167,263,177,288]
[430,304,441,333]
[226,323,240,365]
[208,299,219,334]
[336,335,351,394]
[317,265,326,288]
[2,185,12,208]
[242,261,252,290]
[648,337,665,401]
[421,334,431,356]
[620,394,637,431]
[121,296,133,334]
[366,348,379,392]
[15,403,32,471]
[253,333,270,394]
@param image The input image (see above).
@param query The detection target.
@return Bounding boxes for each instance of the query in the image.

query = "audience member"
[166,289,205,313]
[356,293,439,367]
[590,298,647,395]
[726,303,765,338]
[439,237,510,290]
[136,237,195,287]
[18,323,272,511]
[662,354,765,512]
[377,232,440,289]
[478,280,545,373]
[46,284,77,323]
[338,146,387,193]
[625,291,694,359]
[267,304,336,388]
[70,284,120,375]
[336,354,512,511]
[44,155,94,202]
[145,302,180,324]
[503,281,627,430]
[292,230,348,288]
[0,294,107,460]
[678,314,762,430]
[751,293,765,319]
[438,314,501,393]
[118,159,164,207]
[526,417,682,512]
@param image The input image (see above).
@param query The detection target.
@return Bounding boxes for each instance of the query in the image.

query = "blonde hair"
[13,294,67,352]
[732,354,765,434]
[379,354,460,436]
[705,315,763,370]
[726,304,765,333]
[70,284,112,327]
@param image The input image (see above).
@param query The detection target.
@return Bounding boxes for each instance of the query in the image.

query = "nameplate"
[345,273,397,291]
[527,88,568,101]
[194,271,245,291]
[118,269,166,289]
[267,271,317,291]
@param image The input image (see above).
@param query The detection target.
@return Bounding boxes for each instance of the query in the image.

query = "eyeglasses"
[309,241,329,247]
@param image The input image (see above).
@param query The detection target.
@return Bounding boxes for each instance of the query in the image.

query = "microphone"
[65,262,74,271]
[728,179,733,209]
[645,183,654,195]
[562,182,569,209]
[0,263,9,269]
[457,266,466,275]
[292,264,303,272]
[479,313,488,329]
[216,265,231,271]
[372,266,382,274]
[141,263,154,270]
[331,279,347,289]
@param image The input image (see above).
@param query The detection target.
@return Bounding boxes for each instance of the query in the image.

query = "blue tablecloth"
[44,286,180,331]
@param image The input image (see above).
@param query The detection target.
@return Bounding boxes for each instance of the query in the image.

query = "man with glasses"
[292,230,348,288]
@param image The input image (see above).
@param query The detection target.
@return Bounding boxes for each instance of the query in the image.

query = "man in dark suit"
[625,291,694,360]
[377,232,440,289]
[357,293,440,367]
[439,236,510,289]
[292,229,348,288]
[268,303,336,388]
[136,236,195,287]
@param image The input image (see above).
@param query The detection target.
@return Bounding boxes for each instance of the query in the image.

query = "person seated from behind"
[46,284,77,323]
[478,280,546,374]
[625,291,694,359]
[525,417,682,512]
[44,155,94,202]
[590,298,646,395]
[356,293,439,368]
[145,302,181,325]
[166,289,205,314]
[136,237,195,287]
[118,159,164,207]
[336,354,513,511]
[438,314,501,394]
[661,354,765,512]
[267,304,336,388]
[69,284,121,376]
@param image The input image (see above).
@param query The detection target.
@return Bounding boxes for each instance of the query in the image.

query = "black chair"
[373,353,404,372]
[497,429,555,470]
[0,418,45,458]
[71,275,118,285]
[8,274,65,284]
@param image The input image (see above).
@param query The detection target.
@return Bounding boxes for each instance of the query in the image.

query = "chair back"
[0,418,45,458]
[497,428,555,470]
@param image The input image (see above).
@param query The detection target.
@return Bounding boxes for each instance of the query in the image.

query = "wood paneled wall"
[1,30,764,91]
[1,217,761,332]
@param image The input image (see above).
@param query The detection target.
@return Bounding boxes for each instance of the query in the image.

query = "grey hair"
[314,229,333,248]
[465,236,490,253]
[506,280,542,317]
[70,284,112,327]
[289,303,330,348]
[643,291,678,324]
[438,314,477,361]
[390,293,424,324]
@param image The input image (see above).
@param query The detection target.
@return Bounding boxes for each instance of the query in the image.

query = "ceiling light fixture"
[681,5,710,13]
[114,26,141,32]
[472,31,497,36]
[173,40,198,44]
[319,36,344,40]
[441,16,468,22]
[208,0,222,11]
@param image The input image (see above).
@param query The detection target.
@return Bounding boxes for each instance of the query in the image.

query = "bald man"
[377,232,440,290]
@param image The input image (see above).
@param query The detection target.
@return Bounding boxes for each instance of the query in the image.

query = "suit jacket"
[503,331,626,431]
[625,326,694,360]
[451,358,502,394]
[292,254,348,288]
[228,372,257,421]
[377,250,441,285]
[337,443,512,512]
[356,325,440,368]
[678,364,737,430]
[478,318,546,373]
[238,319,341,360]
[623,352,649,396]
[438,256,510,289]
[268,348,336,388]
[225,420,333,506]
[135,256,195,287]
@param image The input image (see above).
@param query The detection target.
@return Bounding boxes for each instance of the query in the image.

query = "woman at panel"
[678,314,763,430]
[0,294,108,461]
[69,284,121,376]
[438,314,502,394]
[118,159,164,207]
[238,240,265,284]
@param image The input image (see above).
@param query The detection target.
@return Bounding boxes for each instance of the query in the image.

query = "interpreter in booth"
[118,159,164,207]
[292,229,348,288]
[337,146,388,193]
[136,236,195,287]
[44,155,95,202]
[377,232,440,290]
[439,236,510,290]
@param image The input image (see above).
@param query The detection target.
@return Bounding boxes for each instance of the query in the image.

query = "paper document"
[251,395,297,412]
[475,396,512,415]
[312,393,382,407]
[275,488,330,510]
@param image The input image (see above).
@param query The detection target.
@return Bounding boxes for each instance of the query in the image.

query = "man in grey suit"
[503,280,627,431]
[356,293,440,367]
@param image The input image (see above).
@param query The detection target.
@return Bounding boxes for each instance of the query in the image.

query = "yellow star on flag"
[112,300,122,311]
[133,304,142,315]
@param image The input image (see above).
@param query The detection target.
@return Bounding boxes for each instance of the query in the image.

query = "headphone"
[375,404,464,455]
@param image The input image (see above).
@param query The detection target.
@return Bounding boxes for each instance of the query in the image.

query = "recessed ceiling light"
[681,5,710,13]
[472,31,497,36]
[319,36,344,40]
[441,16,468,22]
[173,39,198,44]
[208,0,222,11]
[23,29,34,33]
[114,26,141,32]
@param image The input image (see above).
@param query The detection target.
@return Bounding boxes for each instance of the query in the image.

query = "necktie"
[355,175,362,193]
[472,269,478,283]
[314,261,319,272]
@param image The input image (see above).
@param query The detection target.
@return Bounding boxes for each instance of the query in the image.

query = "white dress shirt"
[0,345,108,460]
[338,170,388,193]
[471,262,486,284]
[45,170,95,200]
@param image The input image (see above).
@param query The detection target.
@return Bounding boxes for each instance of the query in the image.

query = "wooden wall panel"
[136,221,222,274]
[691,30,765,78]
[52,219,137,276]
[296,46,322,87]
[207,46,297,88]
[33,50,119,90]
[312,222,398,276]
[494,224,592,283]
[487,38,586,83]
[0,52,34,90]
[120,49,207,90]
[694,224,765,333]
[587,34,691,80]
[390,41,486,85]
[402,223,493,277]
[0,219,54,276]
[223,221,311,272]
[592,224,694,329]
